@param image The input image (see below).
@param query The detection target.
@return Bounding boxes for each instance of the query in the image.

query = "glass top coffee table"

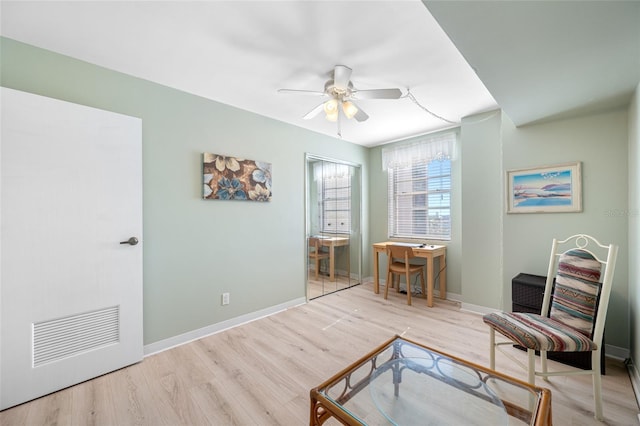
[310,336,551,425]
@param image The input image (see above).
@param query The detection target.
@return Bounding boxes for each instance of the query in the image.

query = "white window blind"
[383,132,455,240]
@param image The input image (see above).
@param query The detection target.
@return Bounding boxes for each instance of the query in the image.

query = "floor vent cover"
[33,306,120,367]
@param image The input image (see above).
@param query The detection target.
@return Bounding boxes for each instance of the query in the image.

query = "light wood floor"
[2,282,638,425]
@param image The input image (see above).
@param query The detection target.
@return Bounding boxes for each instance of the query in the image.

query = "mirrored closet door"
[305,154,362,299]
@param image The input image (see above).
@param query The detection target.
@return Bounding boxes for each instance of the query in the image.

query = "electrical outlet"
[222,292,230,305]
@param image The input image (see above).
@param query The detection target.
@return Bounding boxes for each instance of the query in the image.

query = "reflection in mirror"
[306,155,362,299]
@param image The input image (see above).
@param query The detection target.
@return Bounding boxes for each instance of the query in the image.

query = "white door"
[0,88,143,410]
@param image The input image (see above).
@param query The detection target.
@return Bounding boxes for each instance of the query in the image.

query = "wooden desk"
[317,236,349,282]
[373,242,446,307]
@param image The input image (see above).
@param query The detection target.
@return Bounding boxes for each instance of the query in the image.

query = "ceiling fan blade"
[303,102,326,120]
[333,65,352,90]
[277,88,326,96]
[353,104,369,122]
[353,88,403,99]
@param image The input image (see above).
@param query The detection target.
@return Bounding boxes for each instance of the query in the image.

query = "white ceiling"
[1,1,639,147]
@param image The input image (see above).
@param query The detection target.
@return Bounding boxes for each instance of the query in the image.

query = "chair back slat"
[550,248,602,337]
[309,237,321,251]
[386,245,414,262]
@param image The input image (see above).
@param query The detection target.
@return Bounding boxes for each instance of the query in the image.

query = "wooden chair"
[308,237,330,280]
[483,234,618,421]
[384,244,426,306]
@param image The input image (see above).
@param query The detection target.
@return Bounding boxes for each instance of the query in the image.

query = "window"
[382,132,455,240]
[316,163,351,234]
[388,159,451,240]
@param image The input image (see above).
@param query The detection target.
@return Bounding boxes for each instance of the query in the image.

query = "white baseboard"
[460,302,499,315]
[628,361,640,412]
[143,297,307,357]
[606,344,630,361]
[444,292,462,303]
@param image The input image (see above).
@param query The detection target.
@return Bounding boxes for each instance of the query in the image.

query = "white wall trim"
[143,297,307,356]
[444,292,462,303]
[606,344,630,361]
[460,301,499,316]
[627,361,640,411]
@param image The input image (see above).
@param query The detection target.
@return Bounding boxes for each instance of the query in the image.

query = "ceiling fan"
[278,65,403,136]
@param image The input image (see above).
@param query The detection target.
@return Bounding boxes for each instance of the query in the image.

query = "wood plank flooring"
[2,282,638,425]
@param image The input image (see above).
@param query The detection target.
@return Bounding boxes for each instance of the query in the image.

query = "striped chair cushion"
[550,249,602,337]
[483,311,597,352]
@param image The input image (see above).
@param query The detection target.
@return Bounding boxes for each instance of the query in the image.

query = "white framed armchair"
[483,234,618,421]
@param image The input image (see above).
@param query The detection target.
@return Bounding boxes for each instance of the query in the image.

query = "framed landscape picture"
[506,162,582,213]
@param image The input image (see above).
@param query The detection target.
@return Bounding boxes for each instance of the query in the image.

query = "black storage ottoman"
[511,273,605,374]
[512,273,546,314]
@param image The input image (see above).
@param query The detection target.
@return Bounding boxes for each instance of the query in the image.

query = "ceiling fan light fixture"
[323,98,339,121]
[342,101,358,119]
[323,98,338,114]
[278,65,404,132]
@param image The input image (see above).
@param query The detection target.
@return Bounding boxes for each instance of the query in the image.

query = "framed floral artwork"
[506,162,581,213]
[203,153,272,201]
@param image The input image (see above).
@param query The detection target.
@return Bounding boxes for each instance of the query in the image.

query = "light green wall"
[460,111,503,308]
[630,83,639,364]
[0,37,369,345]
[367,145,390,280]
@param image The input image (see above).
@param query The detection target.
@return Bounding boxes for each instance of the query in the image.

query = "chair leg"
[527,348,537,413]
[489,328,495,370]
[315,258,320,280]
[527,349,536,385]
[540,350,549,382]
[592,349,603,420]
[384,270,391,300]
[406,270,412,305]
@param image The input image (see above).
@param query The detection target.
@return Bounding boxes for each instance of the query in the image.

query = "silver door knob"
[119,237,139,246]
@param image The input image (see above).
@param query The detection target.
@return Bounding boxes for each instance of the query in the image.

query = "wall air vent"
[33,306,120,367]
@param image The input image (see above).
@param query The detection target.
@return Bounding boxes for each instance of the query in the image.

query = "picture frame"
[203,153,272,202]
[506,162,582,214]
